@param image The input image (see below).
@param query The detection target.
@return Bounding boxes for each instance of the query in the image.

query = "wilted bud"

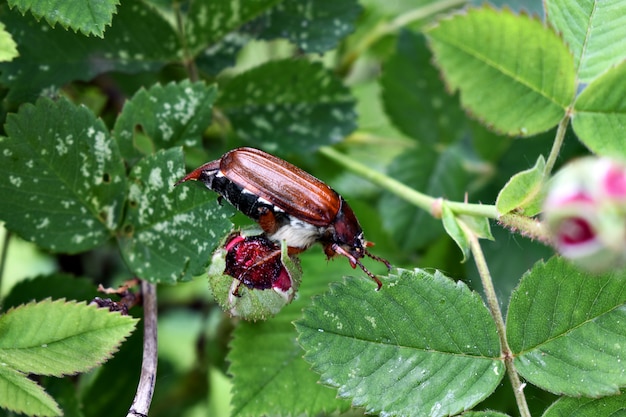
[208,229,301,320]
[543,157,626,272]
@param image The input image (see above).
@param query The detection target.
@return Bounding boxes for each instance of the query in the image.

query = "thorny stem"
[543,113,571,177]
[461,222,531,417]
[127,281,158,417]
[338,0,465,74]
[0,229,10,311]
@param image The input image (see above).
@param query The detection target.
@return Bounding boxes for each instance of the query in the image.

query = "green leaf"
[0,299,138,376]
[0,1,179,104]
[257,0,361,53]
[7,0,118,37]
[442,202,470,262]
[217,59,356,155]
[296,269,505,417]
[228,252,351,417]
[381,30,466,145]
[463,412,511,417]
[113,81,218,165]
[546,0,626,83]
[379,145,473,251]
[496,155,545,216]
[0,97,126,253]
[572,60,626,158]
[442,202,493,262]
[117,148,234,283]
[0,21,18,62]
[3,273,101,309]
[507,257,626,396]
[0,365,62,417]
[425,7,575,136]
[542,393,626,417]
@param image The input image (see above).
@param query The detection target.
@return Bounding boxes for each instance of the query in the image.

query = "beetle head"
[330,199,391,290]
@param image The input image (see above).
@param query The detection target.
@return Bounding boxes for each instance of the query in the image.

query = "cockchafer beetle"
[176,147,391,289]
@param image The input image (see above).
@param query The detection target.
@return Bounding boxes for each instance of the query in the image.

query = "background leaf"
[0,21,18,61]
[256,0,361,53]
[379,145,473,251]
[572,61,626,158]
[228,253,352,417]
[545,0,626,83]
[0,365,62,417]
[2,273,101,309]
[117,147,234,283]
[542,393,626,417]
[113,81,218,165]
[7,0,119,37]
[0,97,126,253]
[381,30,466,145]
[507,257,626,396]
[217,59,356,155]
[0,299,137,376]
[0,1,179,104]
[296,269,504,417]
[425,7,575,136]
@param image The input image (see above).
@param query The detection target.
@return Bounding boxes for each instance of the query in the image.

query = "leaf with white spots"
[218,59,357,154]
[117,147,234,283]
[184,0,280,51]
[7,0,119,37]
[0,1,179,105]
[507,257,626,397]
[113,81,218,165]
[256,0,361,53]
[296,269,505,417]
[0,97,126,253]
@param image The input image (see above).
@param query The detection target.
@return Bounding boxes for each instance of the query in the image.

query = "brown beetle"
[177,147,390,289]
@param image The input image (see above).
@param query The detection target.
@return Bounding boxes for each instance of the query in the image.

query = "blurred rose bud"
[207,229,301,320]
[543,157,626,272]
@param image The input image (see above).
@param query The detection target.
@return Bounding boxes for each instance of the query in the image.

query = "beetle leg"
[331,244,383,291]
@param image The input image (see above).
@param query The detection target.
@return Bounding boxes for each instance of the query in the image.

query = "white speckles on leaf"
[36,218,50,229]
[148,167,164,189]
[9,175,22,187]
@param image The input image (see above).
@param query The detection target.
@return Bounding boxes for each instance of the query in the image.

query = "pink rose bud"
[543,157,626,273]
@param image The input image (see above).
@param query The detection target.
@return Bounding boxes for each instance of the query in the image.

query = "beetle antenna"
[365,250,392,271]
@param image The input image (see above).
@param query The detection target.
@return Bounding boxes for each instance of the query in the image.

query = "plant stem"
[173,1,199,82]
[319,146,499,219]
[462,222,531,417]
[0,228,10,311]
[543,113,570,177]
[127,281,158,417]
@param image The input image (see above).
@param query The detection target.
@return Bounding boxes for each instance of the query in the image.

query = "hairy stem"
[462,222,531,417]
[319,146,499,219]
[543,113,571,177]
[127,281,158,417]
